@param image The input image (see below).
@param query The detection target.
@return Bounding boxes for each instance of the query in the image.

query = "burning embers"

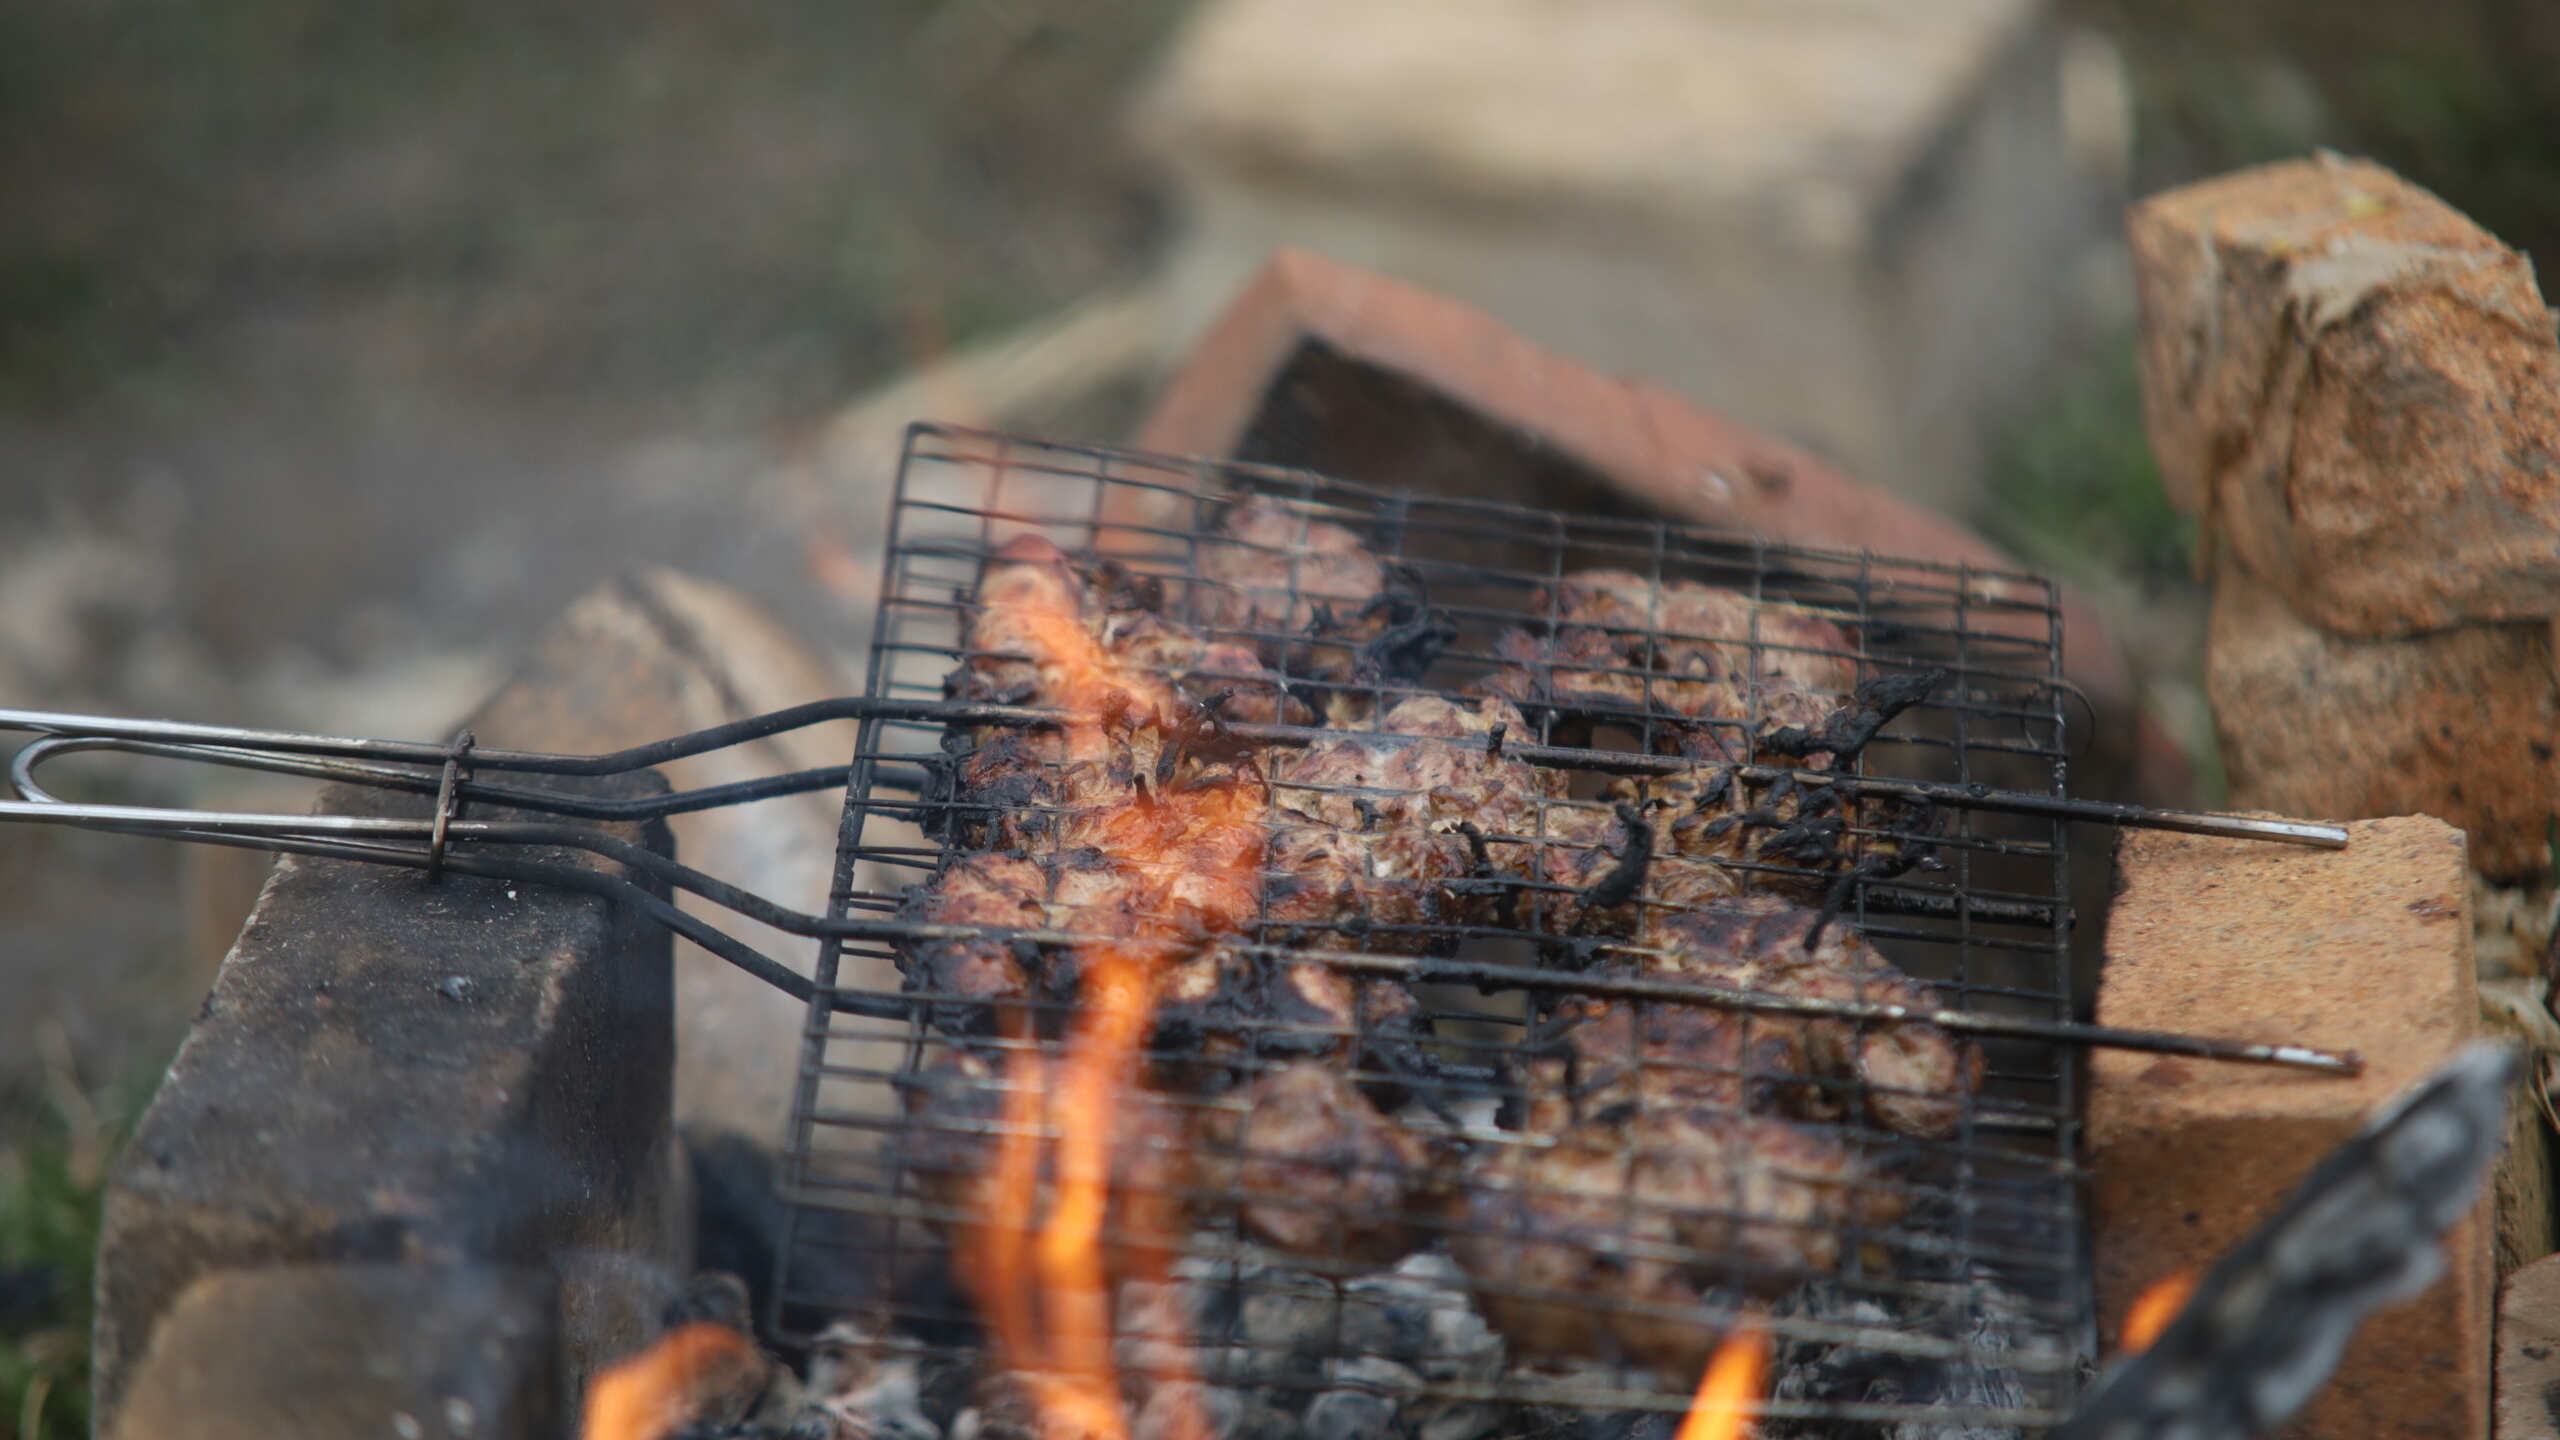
[887,499,1980,1440]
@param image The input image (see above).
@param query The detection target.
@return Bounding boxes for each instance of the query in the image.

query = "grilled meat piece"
[1640,898,1984,1140]
[1548,572,1857,695]
[917,532,1454,1282]
[1197,1061,1446,1270]
[1524,799,1745,938]
[1261,695,1561,950]
[1195,499,1391,663]
[1591,761,1937,911]
[1195,497,1448,715]
[1448,890,1973,1376]
[1452,1099,1896,1379]
[1476,572,1854,762]
[900,853,1048,1034]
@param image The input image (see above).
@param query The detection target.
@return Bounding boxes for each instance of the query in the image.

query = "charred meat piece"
[901,534,1269,1036]
[1548,572,1857,695]
[1524,799,1744,938]
[1640,898,1984,1140]
[899,853,1047,1035]
[1452,1099,1898,1380]
[1613,760,1938,905]
[915,531,1449,1281]
[1261,695,1561,950]
[1476,573,1855,761]
[1197,1061,1446,1270]
[1195,498,1448,714]
[1195,498,1391,663]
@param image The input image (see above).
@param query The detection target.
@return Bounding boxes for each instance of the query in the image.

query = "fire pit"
[16,424,2359,1440]
[771,426,2135,1438]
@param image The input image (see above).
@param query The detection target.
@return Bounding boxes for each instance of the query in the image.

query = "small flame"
[2120,1269,2199,1353]
[579,1323,763,1440]
[1672,1318,1771,1440]
[950,546,1259,1440]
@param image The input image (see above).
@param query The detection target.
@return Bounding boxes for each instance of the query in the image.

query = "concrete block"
[2501,1254,2560,1440]
[471,567,872,1148]
[2130,153,2560,637]
[1131,0,2122,513]
[2204,554,2560,883]
[2091,816,2489,1440]
[92,768,682,1436]
[107,1264,557,1440]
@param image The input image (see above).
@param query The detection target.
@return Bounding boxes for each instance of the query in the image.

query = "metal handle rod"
[4,701,2350,847]
[0,793,2364,1075]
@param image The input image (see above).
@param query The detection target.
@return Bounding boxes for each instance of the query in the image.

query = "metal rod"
[0,792,2362,1074]
[1,701,2351,847]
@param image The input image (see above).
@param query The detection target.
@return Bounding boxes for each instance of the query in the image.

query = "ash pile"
[810,1250,2059,1440]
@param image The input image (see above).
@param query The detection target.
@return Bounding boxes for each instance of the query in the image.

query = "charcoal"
[1135,1382,1247,1440]
[1304,1387,1402,1440]
[1410,1399,1509,1440]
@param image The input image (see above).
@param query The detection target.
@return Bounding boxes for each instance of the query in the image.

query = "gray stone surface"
[107,1263,558,1440]
[92,769,684,1436]
[1131,0,2127,513]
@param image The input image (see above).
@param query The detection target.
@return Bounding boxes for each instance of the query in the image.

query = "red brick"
[2091,816,2489,1440]
[1129,248,2173,802]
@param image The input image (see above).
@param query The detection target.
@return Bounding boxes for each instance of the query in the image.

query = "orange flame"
[1672,1318,1771,1440]
[952,543,1262,1440]
[579,1324,765,1440]
[2119,1269,2199,1354]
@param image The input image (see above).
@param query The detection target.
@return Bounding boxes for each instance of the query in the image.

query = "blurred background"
[5,1,2558,1430]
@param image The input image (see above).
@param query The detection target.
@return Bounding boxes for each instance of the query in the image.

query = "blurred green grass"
[0,1037,134,1440]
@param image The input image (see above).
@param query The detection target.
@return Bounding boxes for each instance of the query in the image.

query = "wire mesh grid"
[776,425,2089,1437]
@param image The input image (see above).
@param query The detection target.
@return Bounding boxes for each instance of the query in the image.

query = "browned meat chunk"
[1261,695,1561,950]
[1522,798,1745,937]
[1197,1062,1445,1270]
[1452,1101,1897,1379]
[1642,898,1983,1140]
[1195,498,1390,662]
[899,853,1046,1033]
[1476,572,1854,761]
[1548,572,1856,695]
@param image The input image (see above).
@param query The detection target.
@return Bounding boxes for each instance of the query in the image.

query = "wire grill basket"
[777,426,2097,1436]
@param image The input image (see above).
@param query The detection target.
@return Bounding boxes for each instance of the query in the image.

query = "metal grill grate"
[777,425,2090,1437]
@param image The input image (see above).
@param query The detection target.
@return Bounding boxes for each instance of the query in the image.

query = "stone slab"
[2091,816,2489,1440]
[1131,0,2118,513]
[92,767,682,1435]
[107,1264,557,1440]
[469,567,873,1149]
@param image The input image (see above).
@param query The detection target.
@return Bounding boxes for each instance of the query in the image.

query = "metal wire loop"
[426,727,474,882]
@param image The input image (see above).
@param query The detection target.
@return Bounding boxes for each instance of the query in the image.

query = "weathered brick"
[2130,153,2560,637]
[2090,816,2488,1440]
[2204,554,2560,883]
[92,768,682,1435]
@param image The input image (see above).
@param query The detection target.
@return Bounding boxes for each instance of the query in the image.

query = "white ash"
[806,1318,942,1440]
[1763,1275,2052,1440]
